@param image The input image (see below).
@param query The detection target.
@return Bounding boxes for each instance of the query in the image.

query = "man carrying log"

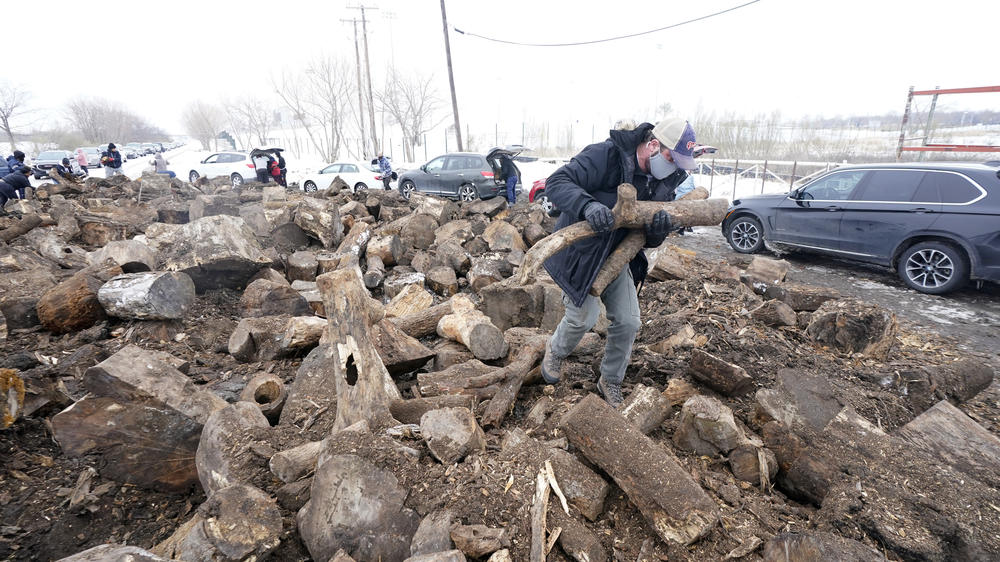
[540,118,699,407]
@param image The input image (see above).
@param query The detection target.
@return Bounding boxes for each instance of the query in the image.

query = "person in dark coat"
[538,118,697,407]
[5,150,25,176]
[499,154,519,204]
[0,165,31,214]
[102,143,123,178]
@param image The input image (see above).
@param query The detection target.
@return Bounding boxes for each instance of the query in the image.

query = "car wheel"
[726,216,765,254]
[303,180,317,193]
[399,180,415,200]
[354,182,368,193]
[189,170,200,183]
[898,242,968,294]
[231,173,244,188]
[458,183,478,202]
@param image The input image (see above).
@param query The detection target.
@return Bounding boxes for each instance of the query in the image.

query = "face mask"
[648,144,678,180]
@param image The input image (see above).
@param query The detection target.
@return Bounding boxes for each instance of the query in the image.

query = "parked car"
[396,147,522,201]
[141,143,156,155]
[186,151,256,187]
[720,162,1000,294]
[75,147,102,168]
[32,150,75,179]
[299,161,382,193]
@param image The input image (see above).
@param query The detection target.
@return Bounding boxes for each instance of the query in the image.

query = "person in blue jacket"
[539,118,697,407]
[0,165,31,214]
[4,150,25,175]
[377,152,393,190]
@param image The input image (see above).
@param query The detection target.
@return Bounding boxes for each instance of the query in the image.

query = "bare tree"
[376,67,447,162]
[273,55,352,162]
[65,97,165,144]
[181,101,225,151]
[224,96,275,148]
[0,82,32,150]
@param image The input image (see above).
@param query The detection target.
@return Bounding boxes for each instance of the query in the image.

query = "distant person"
[377,152,393,190]
[276,151,287,187]
[499,154,519,204]
[67,156,87,178]
[75,149,89,170]
[0,166,31,214]
[101,143,123,178]
[153,153,175,178]
[252,152,270,183]
[268,157,284,187]
[6,150,25,175]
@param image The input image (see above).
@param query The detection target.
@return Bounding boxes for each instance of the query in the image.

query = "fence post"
[789,161,797,190]
[761,160,767,193]
[733,159,739,198]
[709,158,715,197]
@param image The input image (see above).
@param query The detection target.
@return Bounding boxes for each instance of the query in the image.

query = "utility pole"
[350,4,380,155]
[440,0,463,151]
[341,18,368,156]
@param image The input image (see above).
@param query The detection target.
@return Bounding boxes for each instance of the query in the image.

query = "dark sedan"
[397,147,522,202]
[721,162,1000,294]
[31,150,75,179]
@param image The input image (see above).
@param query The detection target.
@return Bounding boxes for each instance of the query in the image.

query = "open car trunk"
[486,146,526,187]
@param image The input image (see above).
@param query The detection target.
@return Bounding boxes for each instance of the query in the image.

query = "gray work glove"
[583,201,614,233]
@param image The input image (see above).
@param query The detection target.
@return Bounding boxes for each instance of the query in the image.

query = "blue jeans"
[505,176,517,203]
[548,266,640,386]
[157,171,176,178]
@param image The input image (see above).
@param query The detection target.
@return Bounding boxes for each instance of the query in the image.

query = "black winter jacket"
[542,123,687,307]
[0,171,31,193]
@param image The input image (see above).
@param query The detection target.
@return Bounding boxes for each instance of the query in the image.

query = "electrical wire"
[452,0,761,47]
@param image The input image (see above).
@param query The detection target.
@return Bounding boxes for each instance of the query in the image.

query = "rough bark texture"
[688,349,754,396]
[392,300,455,339]
[37,271,110,334]
[97,272,195,320]
[518,184,729,284]
[559,394,719,545]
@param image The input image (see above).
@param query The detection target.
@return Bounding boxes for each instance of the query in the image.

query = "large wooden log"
[417,360,500,398]
[688,349,754,396]
[388,395,477,424]
[391,299,454,339]
[240,278,312,318]
[363,254,385,289]
[280,316,327,351]
[316,267,401,430]
[480,341,547,428]
[37,270,115,334]
[590,230,645,297]
[97,271,195,320]
[367,233,404,266]
[518,184,729,284]
[372,318,435,375]
[559,394,718,545]
[898,400,1000,486]
[0,213,42,242]
[437,295,507,361]
[270,440,325,483]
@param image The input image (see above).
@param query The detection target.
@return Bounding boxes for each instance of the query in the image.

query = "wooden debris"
[688,349,754,396]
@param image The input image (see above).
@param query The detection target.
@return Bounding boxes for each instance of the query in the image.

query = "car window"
[224,154,246,163]
[204,154,220,164]
[342,164,359,173]
[855,170,925,202]
[916,172,982,204]
[426,157,446,173]
[800,170,866,200]
[321,164,340,174]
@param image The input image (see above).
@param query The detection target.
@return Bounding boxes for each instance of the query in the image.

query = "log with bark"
[37,270,118,334]
[388,395,477,424]
[0,213,42,243]
[480,339,547,428]
[688,349,754,396]
[390,299,454,339]
[363,254,385,289]
[316,267,401,430]
[559,394,719,545]
[517,183,729,284]
[97,271,196,320]
[416,360,501,399]
[436,295,507,361]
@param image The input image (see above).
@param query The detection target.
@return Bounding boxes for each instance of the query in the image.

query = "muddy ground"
[1,213,999,560]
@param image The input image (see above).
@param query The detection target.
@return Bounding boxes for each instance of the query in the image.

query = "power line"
[453,0,760,47]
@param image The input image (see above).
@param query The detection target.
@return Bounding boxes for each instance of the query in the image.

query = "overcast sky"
[8,0,1000,140]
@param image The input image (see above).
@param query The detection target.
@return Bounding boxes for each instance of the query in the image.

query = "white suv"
[187,152,256,187]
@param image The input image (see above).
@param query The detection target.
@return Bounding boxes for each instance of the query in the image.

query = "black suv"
[397,147,522,201]
[721,162,1000,294]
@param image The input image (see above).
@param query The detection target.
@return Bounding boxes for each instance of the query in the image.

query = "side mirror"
[420,165,427,172]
